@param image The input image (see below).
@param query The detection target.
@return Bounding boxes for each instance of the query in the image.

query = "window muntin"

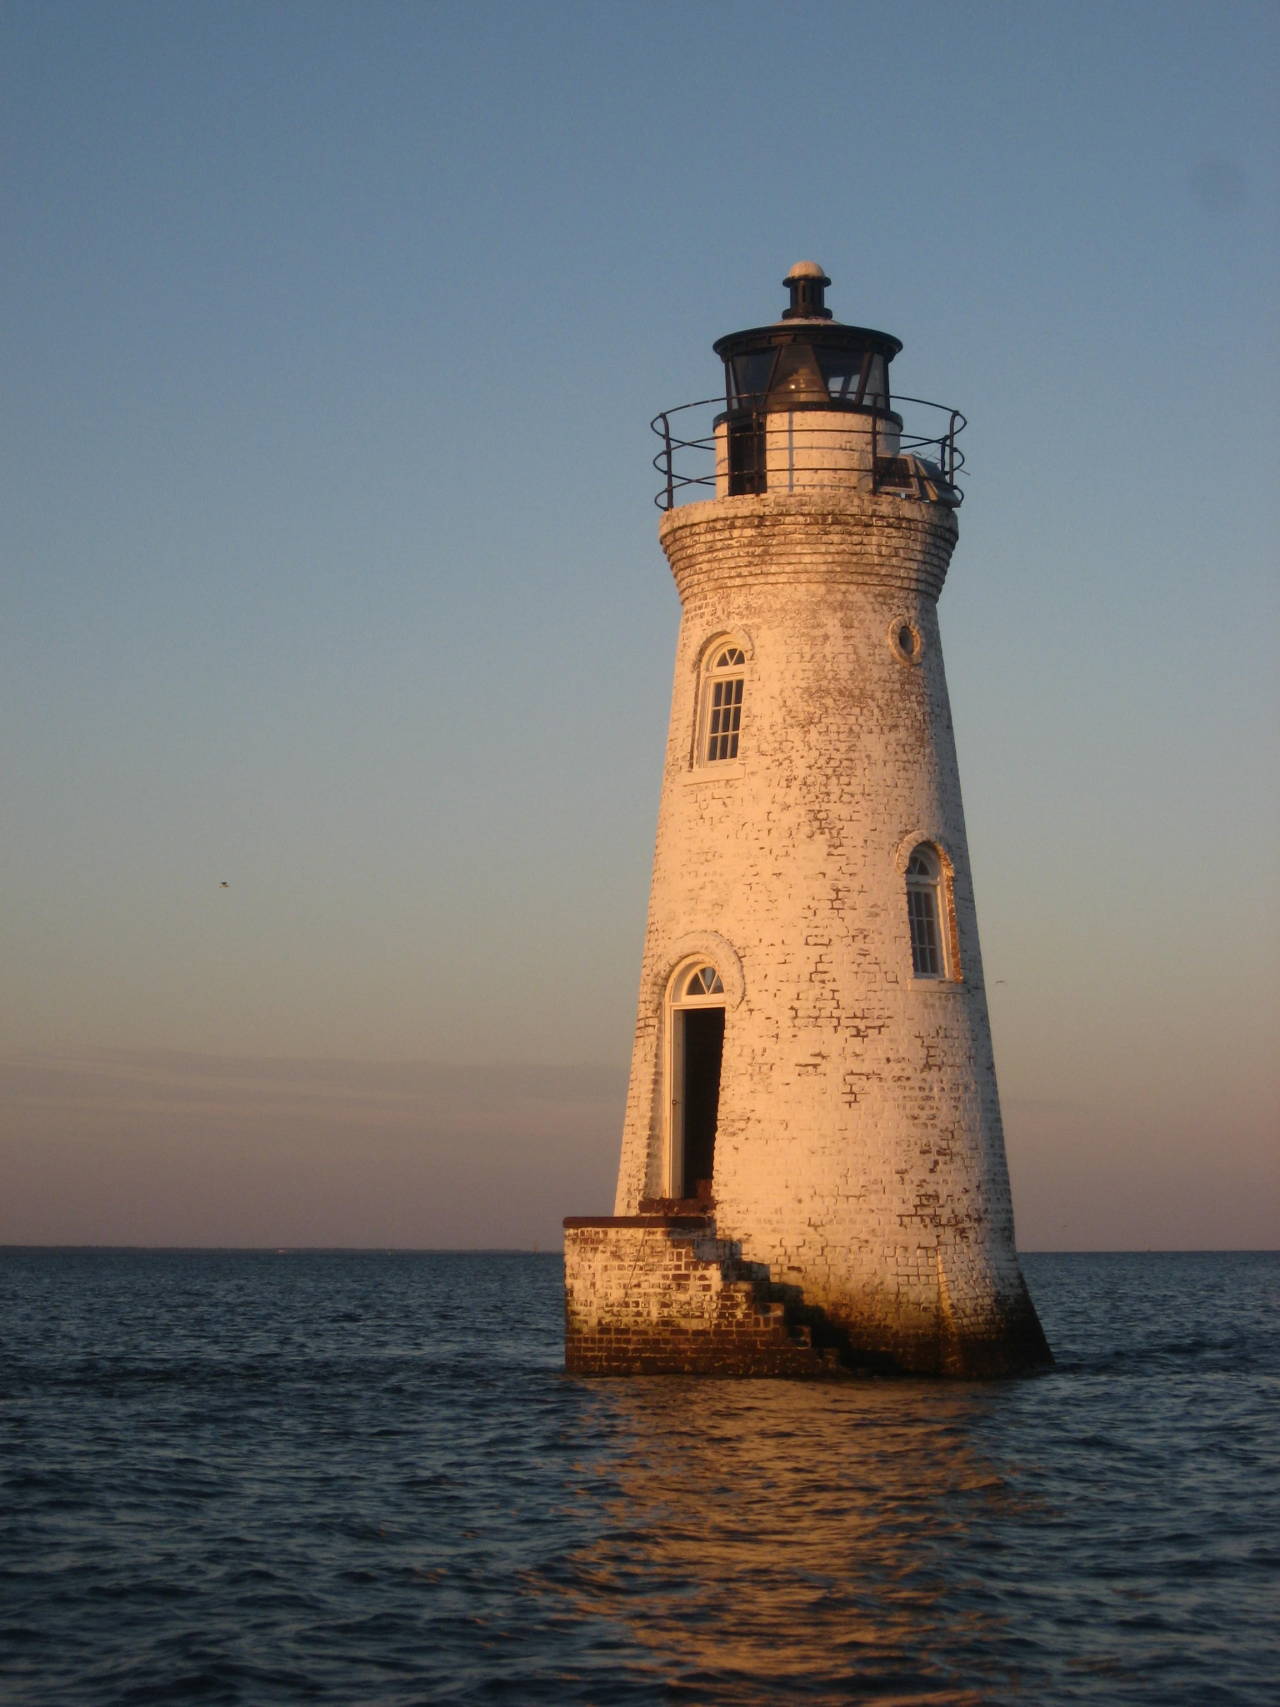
[700,645,747,763]
[707,677,744,760]
[681,965,724,1000]
[906,845,947,978]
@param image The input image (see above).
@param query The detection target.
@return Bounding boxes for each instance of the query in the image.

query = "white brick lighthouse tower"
[564,264,1049,1378]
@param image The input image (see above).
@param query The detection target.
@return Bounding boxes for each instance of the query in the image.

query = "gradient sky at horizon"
[4,0,1277,1251]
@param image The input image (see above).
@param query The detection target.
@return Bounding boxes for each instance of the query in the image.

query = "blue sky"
[3,0,1277,1248]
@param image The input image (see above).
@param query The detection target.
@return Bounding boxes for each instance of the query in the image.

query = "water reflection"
[550,1378,1028,1705]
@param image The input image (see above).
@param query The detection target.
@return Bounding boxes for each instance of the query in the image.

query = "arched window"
[700,645,746,763]
[906,844,948,978]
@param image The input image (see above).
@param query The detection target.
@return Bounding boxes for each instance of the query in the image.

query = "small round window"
[889,619,923,665]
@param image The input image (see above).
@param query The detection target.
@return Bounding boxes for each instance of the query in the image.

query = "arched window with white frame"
[905,843,953,979]
[699,642,747,764]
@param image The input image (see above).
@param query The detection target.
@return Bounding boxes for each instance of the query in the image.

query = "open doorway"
[726,413,766,496]
[668,964,726,1201]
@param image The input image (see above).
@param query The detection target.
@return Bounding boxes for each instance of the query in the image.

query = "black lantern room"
[714,262,903,495]
[715,262,903,417]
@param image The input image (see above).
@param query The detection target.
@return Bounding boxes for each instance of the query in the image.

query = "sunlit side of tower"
[564,265,1050,1378]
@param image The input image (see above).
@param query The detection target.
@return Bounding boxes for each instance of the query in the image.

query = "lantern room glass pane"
[770,344,827,404]
[863,354,888,409]
[817,349,864,402]
[730,351,776,407]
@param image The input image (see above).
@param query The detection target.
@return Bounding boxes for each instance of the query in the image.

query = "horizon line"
[2,1243,1276,1257]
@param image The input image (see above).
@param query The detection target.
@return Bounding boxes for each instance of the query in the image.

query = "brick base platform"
[562,1215,851,1377]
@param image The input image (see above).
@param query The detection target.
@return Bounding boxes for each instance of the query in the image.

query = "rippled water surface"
[1,1249,1276,1705]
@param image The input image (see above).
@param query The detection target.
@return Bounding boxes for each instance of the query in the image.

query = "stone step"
[563,1215,856,1378]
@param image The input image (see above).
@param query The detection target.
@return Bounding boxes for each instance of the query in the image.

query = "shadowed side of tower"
[564,265,1050,1378]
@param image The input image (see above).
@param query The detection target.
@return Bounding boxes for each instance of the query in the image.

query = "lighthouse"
[564,264,1050,1378]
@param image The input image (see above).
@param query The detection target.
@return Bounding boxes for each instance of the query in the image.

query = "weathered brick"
[567,287,1050,1379]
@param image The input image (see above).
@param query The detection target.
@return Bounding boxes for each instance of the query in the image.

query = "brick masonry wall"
[605,488,1049,1377]
[563,1218,841,1377]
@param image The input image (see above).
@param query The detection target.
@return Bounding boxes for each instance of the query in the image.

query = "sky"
[3,0,1277,1251]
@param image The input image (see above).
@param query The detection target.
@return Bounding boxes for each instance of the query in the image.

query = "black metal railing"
[650,393,966,511]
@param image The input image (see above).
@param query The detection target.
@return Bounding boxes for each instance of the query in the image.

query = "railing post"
[658,413,674,510]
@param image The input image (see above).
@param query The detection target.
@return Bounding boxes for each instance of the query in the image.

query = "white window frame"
[696,642,748,766]
[905,843,959,981]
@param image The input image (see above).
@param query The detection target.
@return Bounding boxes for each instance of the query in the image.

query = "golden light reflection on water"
[553,1378,1029,1705]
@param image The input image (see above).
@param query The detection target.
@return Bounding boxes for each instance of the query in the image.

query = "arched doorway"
[667,963,726,1201]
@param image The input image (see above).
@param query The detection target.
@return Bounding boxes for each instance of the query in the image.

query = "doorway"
[668,963,726,1201]
[726,413,766,496]
[677,1007,724,1198]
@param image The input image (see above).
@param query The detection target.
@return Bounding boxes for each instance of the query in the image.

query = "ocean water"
[1,1249,1276,1706]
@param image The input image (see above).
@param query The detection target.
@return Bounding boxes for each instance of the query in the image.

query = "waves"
[1,1248,1276,1704]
